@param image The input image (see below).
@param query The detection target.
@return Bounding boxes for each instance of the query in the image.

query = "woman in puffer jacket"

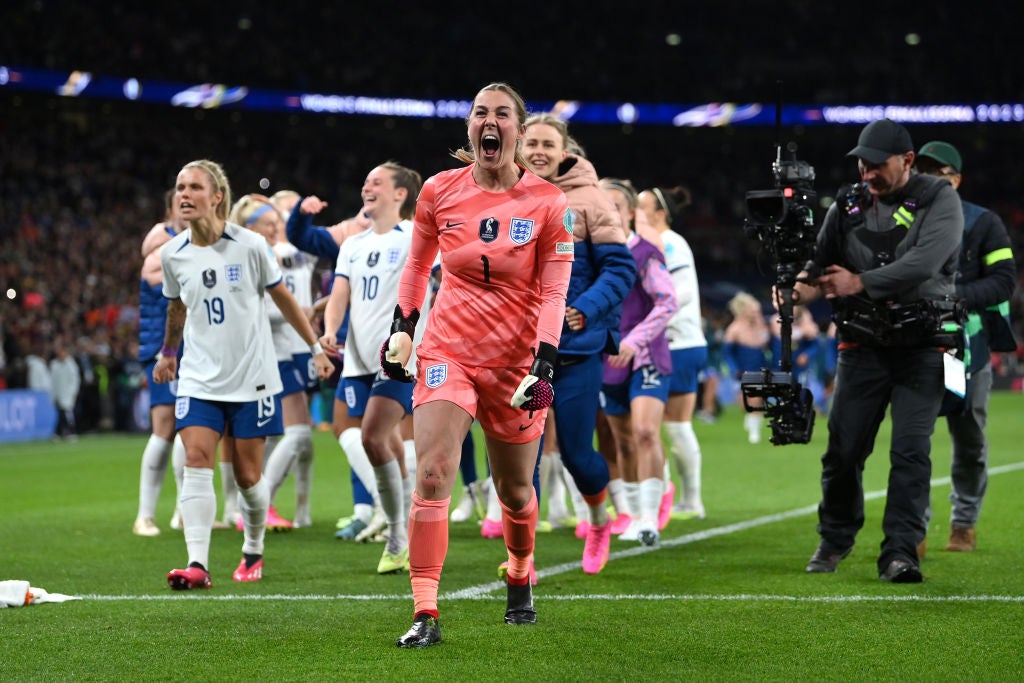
[519,113,636,575]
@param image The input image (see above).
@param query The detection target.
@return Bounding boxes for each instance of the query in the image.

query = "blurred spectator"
[49,340,81,439]
[25,344,52,396]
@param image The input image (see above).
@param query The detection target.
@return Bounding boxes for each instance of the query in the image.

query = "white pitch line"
[81,593,1024,603]
[81,461,1024,604]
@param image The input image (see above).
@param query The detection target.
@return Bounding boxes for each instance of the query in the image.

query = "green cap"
[917,141,962,173]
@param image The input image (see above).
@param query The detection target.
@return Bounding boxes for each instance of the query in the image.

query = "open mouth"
[480,134,500,156]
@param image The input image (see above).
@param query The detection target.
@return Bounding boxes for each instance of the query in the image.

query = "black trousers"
[816,345,944,572]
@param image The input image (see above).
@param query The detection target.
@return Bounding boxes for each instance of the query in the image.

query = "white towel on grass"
[0,580,81,607]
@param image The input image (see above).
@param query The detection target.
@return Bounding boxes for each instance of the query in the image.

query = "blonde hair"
[269,189,300,208]
[181,159,231,221]
[452,82,531,169]
[728,291,761,318]
[228,194,277,228]
[524,112,588,159]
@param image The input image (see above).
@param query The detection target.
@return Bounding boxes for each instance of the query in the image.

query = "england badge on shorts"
[510,217,534,245]
[175,396,190,420]
[425,363,448,388]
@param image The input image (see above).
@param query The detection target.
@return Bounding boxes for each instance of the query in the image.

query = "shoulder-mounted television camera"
[740,141,819,445]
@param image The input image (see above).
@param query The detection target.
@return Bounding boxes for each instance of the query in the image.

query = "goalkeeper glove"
[379,305,419,383]
[511,342,557,411]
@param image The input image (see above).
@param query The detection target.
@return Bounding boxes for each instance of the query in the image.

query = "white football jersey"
[335,225,410,376]
[662,230,707,350]
[161,222,284,401]
[268,241,318,360]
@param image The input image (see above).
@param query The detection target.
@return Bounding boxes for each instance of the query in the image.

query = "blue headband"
[245,203,274,226]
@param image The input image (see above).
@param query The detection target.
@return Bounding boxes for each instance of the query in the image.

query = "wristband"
[310,342,324,356]
[160,345,177,358]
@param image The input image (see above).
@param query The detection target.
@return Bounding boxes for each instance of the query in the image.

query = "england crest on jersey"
[225,264,242,283]
[510,217,534,245]
[425,363,448,388]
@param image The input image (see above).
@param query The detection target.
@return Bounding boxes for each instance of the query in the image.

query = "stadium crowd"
[3,0,1024,429]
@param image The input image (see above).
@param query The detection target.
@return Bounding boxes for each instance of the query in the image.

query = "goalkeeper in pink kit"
[381,82,573,648]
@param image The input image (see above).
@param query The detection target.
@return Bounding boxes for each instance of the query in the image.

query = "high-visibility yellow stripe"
[985,248,1013,266]
[986,301,1010,315]
[966,312,983,336]
[894,207,914,229]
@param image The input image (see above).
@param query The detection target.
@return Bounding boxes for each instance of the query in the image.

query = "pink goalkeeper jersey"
[398,165,574,369]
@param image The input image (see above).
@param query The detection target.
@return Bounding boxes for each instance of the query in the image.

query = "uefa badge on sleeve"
[563,208,575,234]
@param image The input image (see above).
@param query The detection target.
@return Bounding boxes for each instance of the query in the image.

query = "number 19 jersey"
[160,222,284,402]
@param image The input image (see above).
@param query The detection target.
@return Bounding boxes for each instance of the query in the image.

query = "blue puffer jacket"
[552,155,636,357]
[138,279,169,362]
[285,201,348,344]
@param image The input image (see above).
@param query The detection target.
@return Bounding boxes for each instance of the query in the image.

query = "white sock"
[137,434,171,520]
[485,476,501,522]
[403,439,417,478]
[262,435,280,472]
[562,469,588,522]
[180,466,216,569]
[625,481,642,523]
[543,453,570,521]
[375,459,407,554]
[339,428,381,506]
[665,421,702,505]
[353,503,374,524]
[172,433,186,501]
[608,477,630,516]
[220,461,239,523]
[238,478,269,557]
[265,424,311,499]
[639,477,665,527]
[294,440,314,524]
[402,474,414,521]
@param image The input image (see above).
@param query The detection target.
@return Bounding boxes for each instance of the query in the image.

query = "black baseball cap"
[846,119,914,164]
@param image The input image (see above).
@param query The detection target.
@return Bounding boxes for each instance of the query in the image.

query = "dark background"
[2,0,1023,410]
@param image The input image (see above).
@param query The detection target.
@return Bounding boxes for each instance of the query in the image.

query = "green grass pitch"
[3,393,1024,681]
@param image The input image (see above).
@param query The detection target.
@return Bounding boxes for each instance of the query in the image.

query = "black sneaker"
[505,581,537,625]
[879,559,923,583]
[805,544,852,573]
[396,614,441,648]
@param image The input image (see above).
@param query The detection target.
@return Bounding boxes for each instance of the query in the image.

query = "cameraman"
[791,119,963,583]
[915,141,1017,554]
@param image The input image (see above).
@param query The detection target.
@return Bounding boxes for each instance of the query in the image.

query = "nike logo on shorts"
[257,418,272,427]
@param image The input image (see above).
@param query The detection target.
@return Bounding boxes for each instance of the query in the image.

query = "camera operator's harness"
[831,175,966,352]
